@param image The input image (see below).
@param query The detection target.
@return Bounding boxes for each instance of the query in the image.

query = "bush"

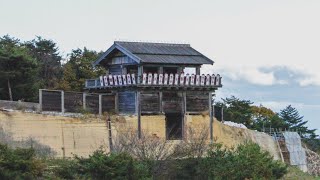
[52,149,151,179]
[51,142,287,179]
[203,142,287,179]
[0,144,45,179]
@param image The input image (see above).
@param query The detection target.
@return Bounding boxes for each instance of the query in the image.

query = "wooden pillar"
[99,94,102,116]
[39,89,43,112]
[137,91,141,139]
[182,91,186,139]
[61,90,65,113]
[122,65,127,74]
[115,92,119,114]
[159,66,163,74]
[159,66,164,114]
[196,66,201,75]
[209,92,213,144]
[159,91,163,113]
[107,115,113,152]
[138,65,144,84]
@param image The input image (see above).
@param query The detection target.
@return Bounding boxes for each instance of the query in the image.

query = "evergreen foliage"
[279,105,316,138]
[58,48,104,91]
[216,96,254,128]
[0,144,45,179]
[0,35,39,101]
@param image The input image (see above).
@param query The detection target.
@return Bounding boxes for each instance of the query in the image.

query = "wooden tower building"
[85,41,222,140]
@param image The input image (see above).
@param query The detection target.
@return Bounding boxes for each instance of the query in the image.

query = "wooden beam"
[115,92,119,113]
[159,66,163,74]
[196,66,201,75]
[182,91,186,139]
[137,91,142,139]
[209,92,213,144]
[159,91,163,113]
[138,65,143,84]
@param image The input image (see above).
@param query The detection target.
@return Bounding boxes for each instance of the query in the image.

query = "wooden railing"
[85,73,222,89]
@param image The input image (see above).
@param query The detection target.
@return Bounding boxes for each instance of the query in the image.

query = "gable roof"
[93,41,214,66]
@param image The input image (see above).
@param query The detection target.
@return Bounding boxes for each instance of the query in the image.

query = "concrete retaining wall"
[0,100,39,111]
[0,111,281,160]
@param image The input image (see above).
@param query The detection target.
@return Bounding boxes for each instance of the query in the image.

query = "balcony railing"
[85,73,222,89]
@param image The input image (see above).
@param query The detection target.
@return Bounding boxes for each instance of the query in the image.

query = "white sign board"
[131,74,136,84]
[196,75,200,86]
[147,73,152,85]
[142,73,147,85]
[104,76,108,86]
[180,73,184,85]
[206,74,210,86]
[164,73,169,85]
[122,75,127,85]
[113,75,118,86]
[127,74,132,85]
[200,74,205,86]
[169,74,174,85]
[185,74,190,86]
[118,75,123,85]
[190,74,195,86]
[153,73,158,85]
[174,74,179,85]
[109,75,113,85]
[100,76,104,86]
[211,74,216,85]
[158,74,163,85]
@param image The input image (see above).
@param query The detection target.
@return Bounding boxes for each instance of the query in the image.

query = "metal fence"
[39,89,115,115]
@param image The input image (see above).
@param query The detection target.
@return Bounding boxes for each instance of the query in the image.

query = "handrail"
[85,73,222,88]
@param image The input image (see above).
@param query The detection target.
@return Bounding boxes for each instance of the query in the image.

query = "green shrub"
[203,142,287,180]
[0,144,45,179]
[52,149,151,180]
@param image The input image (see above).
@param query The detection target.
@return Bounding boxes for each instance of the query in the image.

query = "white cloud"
[256,101,320,112]
[202,65,287,86]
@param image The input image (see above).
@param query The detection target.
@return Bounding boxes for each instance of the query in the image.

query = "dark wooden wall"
[42,90,62,112]
[118,91,136,114]
[186,91,209,112]
[141,92,160,113]
[109,65,122,75]
[162,92,183,113]
[102,95,115,113]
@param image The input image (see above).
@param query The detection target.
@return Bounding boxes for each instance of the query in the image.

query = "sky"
[0,0,319,134]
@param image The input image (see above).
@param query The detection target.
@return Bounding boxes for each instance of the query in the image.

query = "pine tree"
[279,105,316,138]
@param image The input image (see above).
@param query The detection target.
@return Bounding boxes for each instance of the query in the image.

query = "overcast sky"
[1,0,319,134]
